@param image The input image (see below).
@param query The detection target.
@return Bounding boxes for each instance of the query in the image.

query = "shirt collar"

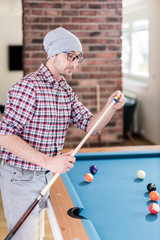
[39,63,71,92]
[39,63,56,84]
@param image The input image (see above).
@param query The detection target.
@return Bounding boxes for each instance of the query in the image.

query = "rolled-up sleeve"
[70,93,93,132]
[0,80,36,136]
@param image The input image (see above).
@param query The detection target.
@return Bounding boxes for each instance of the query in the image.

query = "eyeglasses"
[62,51,83,63]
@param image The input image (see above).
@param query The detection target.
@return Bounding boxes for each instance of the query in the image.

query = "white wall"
[0,1,23,105]
[123,0,160,144]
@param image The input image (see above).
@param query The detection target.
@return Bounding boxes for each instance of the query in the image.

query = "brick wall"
[22,0,123,148]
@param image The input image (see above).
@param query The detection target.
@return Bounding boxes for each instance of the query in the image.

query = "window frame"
[122,8,150,84]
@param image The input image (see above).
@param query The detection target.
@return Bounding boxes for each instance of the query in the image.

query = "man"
[0,27,125,240]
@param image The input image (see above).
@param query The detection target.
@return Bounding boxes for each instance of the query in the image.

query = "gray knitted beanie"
[43,27,83,59]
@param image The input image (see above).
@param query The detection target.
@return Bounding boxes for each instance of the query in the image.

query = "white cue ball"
[137,170,146,179]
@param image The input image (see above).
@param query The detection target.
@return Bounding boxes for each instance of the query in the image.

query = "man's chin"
[63,71,73,78]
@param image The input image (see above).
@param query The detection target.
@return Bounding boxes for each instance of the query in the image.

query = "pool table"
[47,145,160,240]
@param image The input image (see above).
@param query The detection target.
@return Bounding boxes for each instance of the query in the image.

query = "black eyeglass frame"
[62,51,83,63]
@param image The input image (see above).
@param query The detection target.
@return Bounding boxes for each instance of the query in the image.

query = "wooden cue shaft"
[96,84,100,112]
[96,84,101,145]
[4,97,118,240]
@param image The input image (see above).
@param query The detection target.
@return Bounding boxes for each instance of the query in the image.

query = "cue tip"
[113,96,119,103]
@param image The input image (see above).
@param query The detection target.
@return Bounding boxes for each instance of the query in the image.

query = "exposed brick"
[32,10,43,15]
[99,24,117,30]
[44,10,60,16]
[71,3,87,9]
[96,52,116,58]
[89,46,106,51]
[108,45,121,51]
[52,3,65,8]
[80,25,98,30]
[72,74,89,79]
[89,31,105,37]
[80,10,96,16]
[24,17,40,23]
[32,39,43,44]
[88,4,105,9]
[63,24,80,30]
[41,3,54,8]
[41,18,53,23]
[54,17,71,23]
[81,39,99,44]
[24,2,42,8]
[90,73,107,79]
[82,66,99,72]
[62,10,79,16]
[106,17,122,22]
[89,17,107,23]
[107,3,122,9]
[31,24,49,30]
[72,17,89,23]
[31,53,45,58]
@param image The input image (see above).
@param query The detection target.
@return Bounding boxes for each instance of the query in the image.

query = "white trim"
[47,197,63,240]
[123,77,148,89]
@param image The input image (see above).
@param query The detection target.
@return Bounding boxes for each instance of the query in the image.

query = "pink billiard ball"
[149,203,160,214]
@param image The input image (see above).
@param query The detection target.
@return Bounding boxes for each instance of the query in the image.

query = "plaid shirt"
[0,64,92,171]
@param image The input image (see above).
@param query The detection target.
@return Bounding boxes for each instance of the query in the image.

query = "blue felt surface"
[62,151,160,240]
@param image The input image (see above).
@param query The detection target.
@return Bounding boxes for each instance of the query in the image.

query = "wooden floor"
[0,134,155,239]
[122,133,154,146]
[0,194,8,240]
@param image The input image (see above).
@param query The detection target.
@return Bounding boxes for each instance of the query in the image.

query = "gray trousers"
[0,161,52,240]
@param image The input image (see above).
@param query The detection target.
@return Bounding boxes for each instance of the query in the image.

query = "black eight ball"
[147,183,156,192]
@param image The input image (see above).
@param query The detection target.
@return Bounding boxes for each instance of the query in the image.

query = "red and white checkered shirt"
[0,64,92,171]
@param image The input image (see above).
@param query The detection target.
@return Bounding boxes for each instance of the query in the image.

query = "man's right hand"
[46,150,76,174]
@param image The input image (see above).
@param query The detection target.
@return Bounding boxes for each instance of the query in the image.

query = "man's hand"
[107,90,125,111]
[46,150,76,174]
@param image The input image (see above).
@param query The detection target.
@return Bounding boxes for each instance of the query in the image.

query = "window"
[122,17,149,81]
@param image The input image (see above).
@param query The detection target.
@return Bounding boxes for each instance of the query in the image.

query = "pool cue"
[96,84,101,146]
[4,96,118,240]
[96,84,100,113]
